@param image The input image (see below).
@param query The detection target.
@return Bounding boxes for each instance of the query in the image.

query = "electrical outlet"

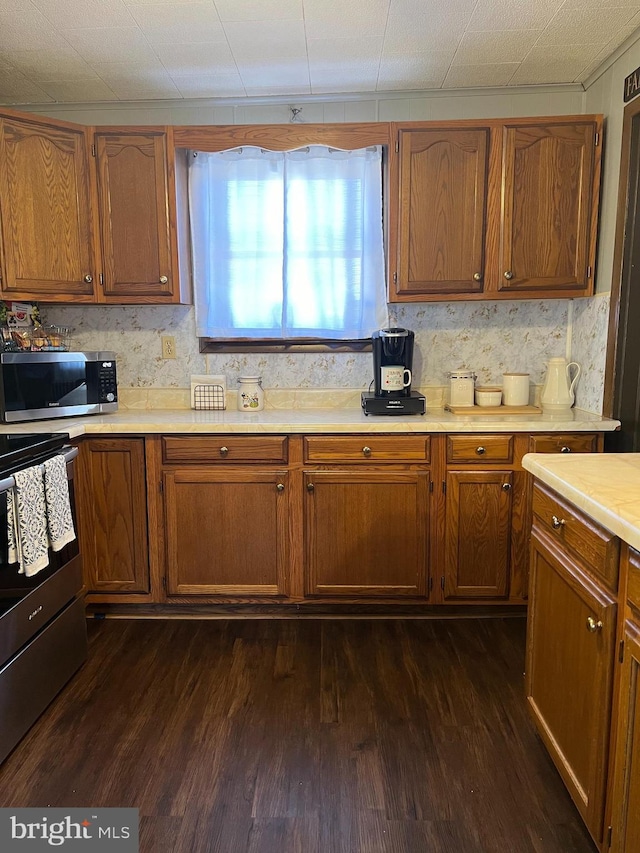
[161,335,176,359]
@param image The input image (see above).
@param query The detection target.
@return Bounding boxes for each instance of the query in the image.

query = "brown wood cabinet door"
[77,439,149,594]
[610,619,640,853]
[527,526,616,845]
[304,470,429,598]
[0,114,96,300]
[499,121,599,296]
[444,470,512,599]
[164,468,289,597]
[95,131,174,301]
[396,127,489,296]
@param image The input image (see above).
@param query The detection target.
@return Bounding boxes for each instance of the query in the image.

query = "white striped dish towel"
[43,454,76,551]
[7,464,50,577]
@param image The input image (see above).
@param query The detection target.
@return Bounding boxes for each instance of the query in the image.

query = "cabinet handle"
[551,515,565,529]
[560,446,572,453]
[503,270,514,280]
[307,483,315,492]
[586,616,603,633]
[159,275,168,284]
[473,272,482,282]
[362,446,372,456]
[502,483,512,492]
[475,446,486,455]
[219,446,229,456]
[84,274,93,283]
[276,483,285,492]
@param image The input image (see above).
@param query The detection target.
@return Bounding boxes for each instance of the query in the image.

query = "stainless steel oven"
[0,433,87,764]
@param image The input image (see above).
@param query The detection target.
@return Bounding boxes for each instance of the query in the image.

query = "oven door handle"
[0,475,14,495]
[61,446,79,464]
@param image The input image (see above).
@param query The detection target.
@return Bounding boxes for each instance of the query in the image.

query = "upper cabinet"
[94,128,184,303]
[0,112,97,301]
[390,116,603,302]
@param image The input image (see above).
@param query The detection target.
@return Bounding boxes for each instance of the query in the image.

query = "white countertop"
[522,452,640,551]
[0,406,620,439]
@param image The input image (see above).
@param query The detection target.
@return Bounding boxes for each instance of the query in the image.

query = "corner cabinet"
[94,128,184,303]
[0,111,97,301]
[390,116,603,302]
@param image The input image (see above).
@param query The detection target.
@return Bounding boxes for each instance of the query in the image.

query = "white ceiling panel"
[0,0,638,104]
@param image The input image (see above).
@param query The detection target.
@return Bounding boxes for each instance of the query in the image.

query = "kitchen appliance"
[0,351,118,423]
[540,358,581,412]
[362,328,426,415]
[0,433,86,764]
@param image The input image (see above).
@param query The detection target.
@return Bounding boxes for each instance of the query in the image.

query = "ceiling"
[0,0,638,105]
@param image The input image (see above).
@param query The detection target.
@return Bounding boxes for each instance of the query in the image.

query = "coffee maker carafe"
[372,327,414,397]
[362,327,426,416]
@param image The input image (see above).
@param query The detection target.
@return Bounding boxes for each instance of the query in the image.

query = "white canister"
[448,370,476,407]
[502,373,530,406]
[237,376,264,411]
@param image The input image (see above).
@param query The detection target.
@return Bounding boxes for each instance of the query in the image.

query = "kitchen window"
[188,144,388,348]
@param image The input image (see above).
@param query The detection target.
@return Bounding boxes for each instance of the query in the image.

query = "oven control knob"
[106,393,115,402]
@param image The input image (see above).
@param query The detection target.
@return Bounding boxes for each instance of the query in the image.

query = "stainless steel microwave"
[0,351,118,422]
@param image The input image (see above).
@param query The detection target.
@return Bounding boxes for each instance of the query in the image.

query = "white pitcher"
[540,358,581,412]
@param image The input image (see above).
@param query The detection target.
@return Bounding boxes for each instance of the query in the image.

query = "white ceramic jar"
[448,370,476,407]
[237,376,264,412]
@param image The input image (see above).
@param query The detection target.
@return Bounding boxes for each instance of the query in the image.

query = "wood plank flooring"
[0,617,596,853]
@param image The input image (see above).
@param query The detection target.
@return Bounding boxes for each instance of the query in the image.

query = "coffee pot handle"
[567,362,581,397]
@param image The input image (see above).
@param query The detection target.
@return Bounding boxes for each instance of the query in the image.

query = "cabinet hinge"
[429,577,433,591]
[91,143,96,156]
[595,131,600,147]
[587,265,592,278]
[162,576,167,590]
[99,272,104,285]
[440,576,445,590]
[606,825,612,848]
[159,479,163,493]
[619,640,625,664]
[442,481,446,494]
[429,480,434,493]
[393,271,398,284]
[395,138,399,153]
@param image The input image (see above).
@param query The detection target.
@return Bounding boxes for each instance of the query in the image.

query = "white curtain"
[188,145,388,339]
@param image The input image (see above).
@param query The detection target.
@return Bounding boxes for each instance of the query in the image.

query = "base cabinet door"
[610,620,640,853]
[77,438,150,595]
[527,526,616,845]
[444,470,513,599]
[303,470,429,598]
[164,468,289,597]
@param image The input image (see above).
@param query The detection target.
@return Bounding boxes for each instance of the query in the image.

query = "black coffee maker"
[361,327,426,416]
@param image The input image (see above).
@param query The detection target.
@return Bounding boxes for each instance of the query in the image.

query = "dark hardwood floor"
[0,617,596,853]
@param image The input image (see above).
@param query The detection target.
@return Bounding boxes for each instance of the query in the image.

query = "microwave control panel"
[97,361,117,403]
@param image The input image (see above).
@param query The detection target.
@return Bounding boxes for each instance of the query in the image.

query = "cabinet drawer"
[627,547,640,611]
[162,435,288,464]
[446,435,513,464]
[303,436,430,463]
[532,483,619,590]
[529,434,599,454]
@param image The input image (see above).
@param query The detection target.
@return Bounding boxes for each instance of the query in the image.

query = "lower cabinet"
[77,438,150,597]
[444,469,513,599]
[303,469,429,598]
[163,468,289,597]
[527,522,617,845]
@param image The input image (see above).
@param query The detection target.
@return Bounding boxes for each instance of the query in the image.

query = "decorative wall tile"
[571,293,611,415]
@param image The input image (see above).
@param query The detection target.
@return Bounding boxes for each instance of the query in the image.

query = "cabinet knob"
[560,446,572,453]
[362,446,372,456]
[276,483,285,492]
[502,483,512,492]
[160,275,168,284]
[219,446,229,456]
[503,270,514,280]
[551,515,565,529]
[307,483,315,492]
[84,274,93,283]
[475,446,486,455]
[473,272,482,282]
[586,616,603,633]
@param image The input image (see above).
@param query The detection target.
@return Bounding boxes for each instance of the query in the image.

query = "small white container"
[237,375,264,412]
[502,373,530,406]
[475,386,502,407]
[448,369,476,407]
